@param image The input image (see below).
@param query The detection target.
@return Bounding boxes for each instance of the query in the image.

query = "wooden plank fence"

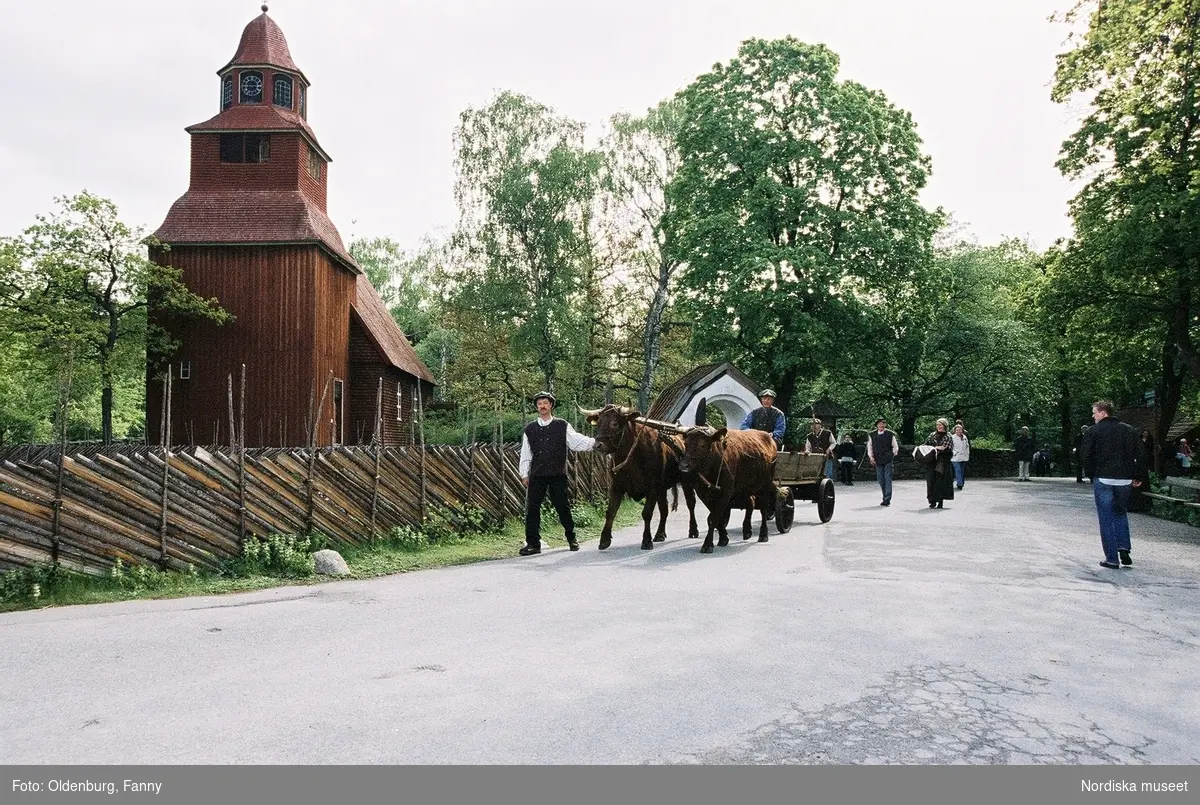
[0,444,612,576]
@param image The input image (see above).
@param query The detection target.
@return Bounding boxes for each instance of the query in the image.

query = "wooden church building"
[148,4,435,448]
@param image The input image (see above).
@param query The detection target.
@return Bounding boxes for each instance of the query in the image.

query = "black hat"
[532,391,557,406]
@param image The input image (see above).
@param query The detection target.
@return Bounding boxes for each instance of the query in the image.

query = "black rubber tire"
[816,477,836,523]
[775,488,795,533]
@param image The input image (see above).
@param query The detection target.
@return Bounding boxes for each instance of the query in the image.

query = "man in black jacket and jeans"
[1081,400,1142,570]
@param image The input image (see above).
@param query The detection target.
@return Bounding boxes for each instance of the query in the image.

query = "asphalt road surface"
[2,477,1197,764]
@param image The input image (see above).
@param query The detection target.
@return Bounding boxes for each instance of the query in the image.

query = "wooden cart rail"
[773,452,826,484]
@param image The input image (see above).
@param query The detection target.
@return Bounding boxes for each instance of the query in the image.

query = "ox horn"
[578,406,604,419]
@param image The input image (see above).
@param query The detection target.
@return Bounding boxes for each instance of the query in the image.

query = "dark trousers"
[837,460,855,484]
[525,475,575,548]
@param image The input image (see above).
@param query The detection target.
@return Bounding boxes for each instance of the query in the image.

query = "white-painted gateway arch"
[645,362,763,427]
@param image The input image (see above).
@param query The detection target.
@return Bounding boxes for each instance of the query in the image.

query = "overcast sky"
[0,0,1086,252]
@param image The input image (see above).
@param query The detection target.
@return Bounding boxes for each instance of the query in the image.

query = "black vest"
[525,419,569,477]
[870,429,897,466]
[749,406,782,434]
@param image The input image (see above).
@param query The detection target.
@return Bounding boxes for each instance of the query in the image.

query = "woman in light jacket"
[950,422,970,491]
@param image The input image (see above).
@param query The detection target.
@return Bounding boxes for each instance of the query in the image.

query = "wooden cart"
[770,451,836,532]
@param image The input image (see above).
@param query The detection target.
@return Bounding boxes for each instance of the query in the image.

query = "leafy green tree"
[1050,0,1200,465]
[350,235,459,391]
[448,91,603,395]
[668,38,941,415]
[835,239,1051,442]
[0,340,57,445]
[0,192,228,443]
[601,98,689,411]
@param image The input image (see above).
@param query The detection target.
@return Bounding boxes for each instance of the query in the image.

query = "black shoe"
[929,502,937,508]
[883,500,890,506]
[518,546,541,556]
[956,485,963,491]
[936,502,943,509]
[880,500,887,506]
[1119,550,1131,566]
[567,539,580,552]
[1098,561,1120,569]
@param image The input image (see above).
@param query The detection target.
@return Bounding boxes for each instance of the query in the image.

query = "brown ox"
[582,405,699,550]
[678,427,778,553]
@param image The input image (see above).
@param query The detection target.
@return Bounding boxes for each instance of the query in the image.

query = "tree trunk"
[101,385,114,445]
[638,260,672,412]
[770,369,799,442]
[1056,368,1073,477]
[1156,311,1190,475]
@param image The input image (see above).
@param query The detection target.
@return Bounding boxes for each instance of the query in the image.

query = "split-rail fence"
[0,444,612,576]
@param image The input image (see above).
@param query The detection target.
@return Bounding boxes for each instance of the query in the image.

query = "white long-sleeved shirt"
[518,417,596,478]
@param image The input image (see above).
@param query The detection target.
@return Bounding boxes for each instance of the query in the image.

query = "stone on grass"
[313,549,350,576]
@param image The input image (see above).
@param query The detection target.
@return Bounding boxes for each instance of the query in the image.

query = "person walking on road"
[1081,400,1142,570]
[835,433,857,485]
[867,417,899,506]
[950,422,970,491]
[924,418,955,509]
[518,391,596,556]
[1074,425,1089,483]
[1014,427,1035,481]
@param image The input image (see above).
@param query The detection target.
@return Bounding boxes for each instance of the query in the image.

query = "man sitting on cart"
[739,388,787,450]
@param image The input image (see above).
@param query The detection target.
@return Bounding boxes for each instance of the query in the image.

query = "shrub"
[227,534,317,577]
[1,563,58,602]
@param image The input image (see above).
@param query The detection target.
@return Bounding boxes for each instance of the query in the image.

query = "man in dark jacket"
[1081,400,1142,570]
[1014,427,1035,481]
[1073,425,1089,483]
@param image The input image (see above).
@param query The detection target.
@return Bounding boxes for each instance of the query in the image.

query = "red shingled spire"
[218,7,307,84]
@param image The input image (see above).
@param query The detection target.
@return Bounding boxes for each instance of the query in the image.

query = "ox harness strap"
[611,422,641,475]
[696,446,731,492]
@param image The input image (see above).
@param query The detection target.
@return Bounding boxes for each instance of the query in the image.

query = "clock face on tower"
[240,73,263,97]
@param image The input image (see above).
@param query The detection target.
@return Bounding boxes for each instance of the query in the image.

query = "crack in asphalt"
[673,664,1157,765]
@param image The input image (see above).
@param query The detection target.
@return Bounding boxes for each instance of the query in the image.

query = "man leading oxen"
[678,426,779,554]
[581,405,699,550]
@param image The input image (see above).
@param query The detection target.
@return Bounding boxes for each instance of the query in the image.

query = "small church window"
[239,70,263,104]
[221,75,233,110]
[179,361,191,380]
[273,74,293,109]
[299,85,307,119]
[396,383,403,421]
[219,133,271,163]
[307,146,322,180]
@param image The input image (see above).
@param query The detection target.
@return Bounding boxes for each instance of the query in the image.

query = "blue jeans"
[824,458,835,480]
[952,461,966,488]
[1093,481,1133,564]
[875,462,894,503]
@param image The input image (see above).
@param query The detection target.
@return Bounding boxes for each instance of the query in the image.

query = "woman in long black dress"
[924,418,955,509]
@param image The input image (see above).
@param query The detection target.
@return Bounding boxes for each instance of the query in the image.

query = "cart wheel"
[816,478,836,523]
[775,487,794,533]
